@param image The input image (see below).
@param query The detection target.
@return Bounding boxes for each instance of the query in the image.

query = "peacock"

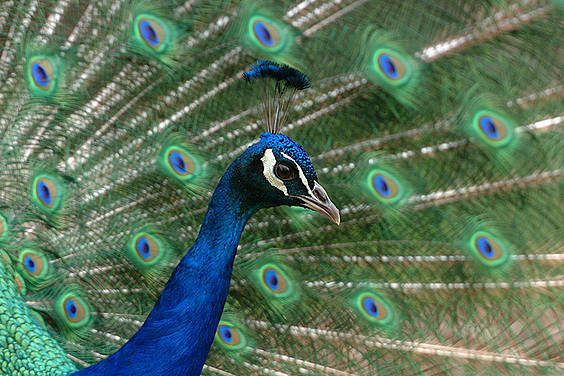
[0,0,563,375]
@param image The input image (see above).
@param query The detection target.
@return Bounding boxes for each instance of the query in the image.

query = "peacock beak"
[295,181,340,225]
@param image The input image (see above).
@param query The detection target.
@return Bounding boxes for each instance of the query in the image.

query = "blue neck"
[73,164,257,376]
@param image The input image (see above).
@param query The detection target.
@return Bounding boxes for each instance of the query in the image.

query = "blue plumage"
[378,54,399,79]
[477,237,494,259]
[140,20,160,46]
[169,151,187,174]
[363,297,380,318]
[264,269,279,291]
[136,237,153,260]
[479,116,500,140]
[372,174,391,197]
[218,325,233,343]
[253,22,275,46]
[243,60,310,90]
[23,256,37,274]
[65,299,78,319]
[31,62,50,87]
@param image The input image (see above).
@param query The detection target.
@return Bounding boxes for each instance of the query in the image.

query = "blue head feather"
[243,60,311,90]
[249,132,317,180]
[231,133,319,213]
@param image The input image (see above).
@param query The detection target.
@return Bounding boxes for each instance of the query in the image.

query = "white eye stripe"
[260,149,314,197]
[261,149,288,195]
[281,152,314,197]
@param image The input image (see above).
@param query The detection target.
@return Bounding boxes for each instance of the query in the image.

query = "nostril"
[313,187,326,202]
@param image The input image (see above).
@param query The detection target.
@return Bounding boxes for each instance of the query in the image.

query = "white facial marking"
[261,149,288,195]
[281,152,314,197]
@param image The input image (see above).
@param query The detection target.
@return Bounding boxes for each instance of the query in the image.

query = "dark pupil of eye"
[276,164,292,179]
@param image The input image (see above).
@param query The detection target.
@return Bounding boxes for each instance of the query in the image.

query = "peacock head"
[233,132,340,224]
[230,61,339,224]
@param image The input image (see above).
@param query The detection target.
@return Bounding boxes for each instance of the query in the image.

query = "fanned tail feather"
[0,0,562,375]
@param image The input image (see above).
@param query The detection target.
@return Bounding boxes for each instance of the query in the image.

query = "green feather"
[358,155,415,210]
[0,262,76,375]
[17,247,53,290]
[0,1,562,374]
[457,217,515,271]
[244,256,304,320]
[156,135,206,190]
[0,212,11,243]
[28,166,70,227]
[127,1,191,69]
[350,290,399,330]
[458,93,521,153]
[361,31,423,107]
[123,226,179,282]
[53,287,94,339]
[213,312,252,356]
[0,249,10,266]
[231,1,301,66]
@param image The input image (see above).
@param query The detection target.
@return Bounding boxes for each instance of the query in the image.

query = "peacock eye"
[274,161,297,180]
